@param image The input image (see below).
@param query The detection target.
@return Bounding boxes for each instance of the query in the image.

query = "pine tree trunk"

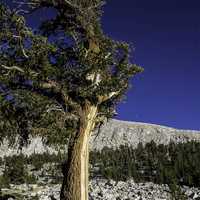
[60,104,97,200]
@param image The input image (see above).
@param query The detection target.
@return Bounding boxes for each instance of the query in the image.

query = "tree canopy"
[0,0,142,146]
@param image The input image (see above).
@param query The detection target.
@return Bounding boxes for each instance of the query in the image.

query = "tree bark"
[60,103,97,200]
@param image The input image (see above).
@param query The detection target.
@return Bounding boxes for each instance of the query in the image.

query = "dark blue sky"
[2,0,200,130]
[102,0,200,130]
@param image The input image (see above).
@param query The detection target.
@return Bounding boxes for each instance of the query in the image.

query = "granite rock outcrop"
[1,119,200,157]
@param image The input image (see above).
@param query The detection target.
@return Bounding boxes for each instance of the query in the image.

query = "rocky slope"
[1,119,200,157]
[1,179,200,200]
[1,120,200,200]
[90,119,200,151]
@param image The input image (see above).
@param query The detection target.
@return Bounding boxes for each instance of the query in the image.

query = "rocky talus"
[1,179,200,200]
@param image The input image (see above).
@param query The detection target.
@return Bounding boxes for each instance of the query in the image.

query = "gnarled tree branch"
[0,64,25,73]
[98,90,121,103]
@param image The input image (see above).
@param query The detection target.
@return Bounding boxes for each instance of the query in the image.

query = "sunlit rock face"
[90,119,200,151]
[1,119,200,157]
[0,137,58,158]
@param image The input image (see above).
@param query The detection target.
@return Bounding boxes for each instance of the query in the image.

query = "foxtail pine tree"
[0,1,142,199]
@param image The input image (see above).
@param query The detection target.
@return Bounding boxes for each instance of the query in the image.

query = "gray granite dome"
[90,119,200,151]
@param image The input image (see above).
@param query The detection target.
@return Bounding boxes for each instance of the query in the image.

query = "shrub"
[3,154,37,184]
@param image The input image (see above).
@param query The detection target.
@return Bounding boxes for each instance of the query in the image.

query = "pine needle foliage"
[0,1,142,146]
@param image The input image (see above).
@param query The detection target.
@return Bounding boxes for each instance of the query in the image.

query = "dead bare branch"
[46,105,65,114]
[21,47,29,58]
[98,90,121,103]
[14,9,29,14]
[12,35,29,58]
[64,0,80,9]
[12,1,38,6]
[0,64,25,73]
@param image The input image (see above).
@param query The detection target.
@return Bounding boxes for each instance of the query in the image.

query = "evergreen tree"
[0,1,142,199]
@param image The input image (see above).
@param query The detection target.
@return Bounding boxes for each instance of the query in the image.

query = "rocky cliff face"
[90,119,200,151]
[1,119,200,157]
